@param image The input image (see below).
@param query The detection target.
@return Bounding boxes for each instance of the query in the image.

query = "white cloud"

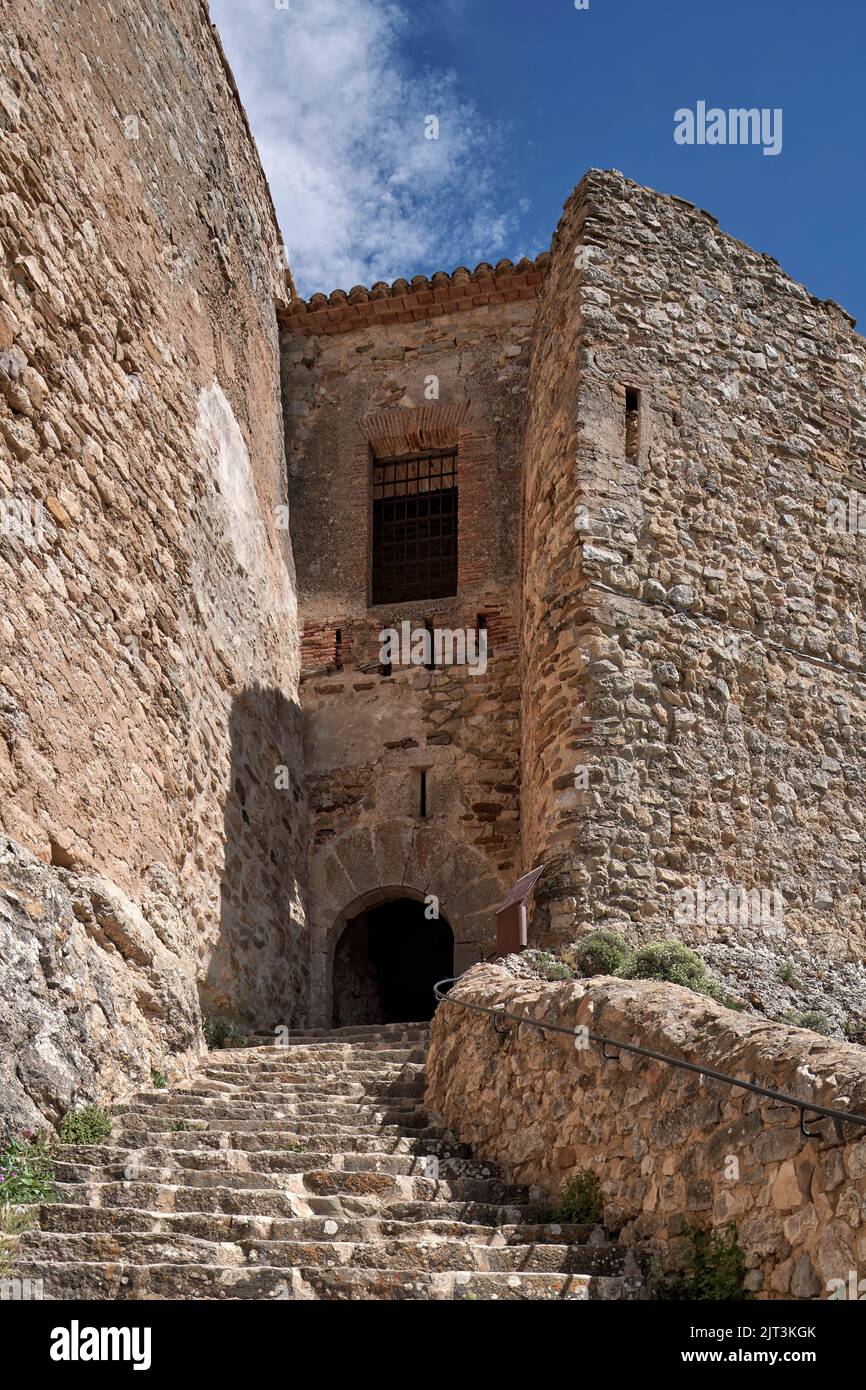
[209,0,516,296]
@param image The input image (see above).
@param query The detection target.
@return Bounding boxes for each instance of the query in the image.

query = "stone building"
[281,173,866,1027]
[2,0,865,1133]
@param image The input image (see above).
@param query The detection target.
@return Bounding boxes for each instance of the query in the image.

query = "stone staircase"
[14,1022,644,1300]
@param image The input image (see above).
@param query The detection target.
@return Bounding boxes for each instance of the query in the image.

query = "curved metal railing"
[433,976,866,1139]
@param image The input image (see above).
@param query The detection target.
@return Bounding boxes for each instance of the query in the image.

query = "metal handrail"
[433,976,866,1139]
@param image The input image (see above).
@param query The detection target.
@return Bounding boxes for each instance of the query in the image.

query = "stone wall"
[281,275,543,1021]
[521,170,866,963]
[0,0,307,1133]
[426,963,866,1299]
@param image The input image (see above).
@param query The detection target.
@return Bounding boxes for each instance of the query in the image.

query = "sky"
[210,0,866,327]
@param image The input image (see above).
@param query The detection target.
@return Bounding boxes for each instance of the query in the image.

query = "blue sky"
[212,0,865,326]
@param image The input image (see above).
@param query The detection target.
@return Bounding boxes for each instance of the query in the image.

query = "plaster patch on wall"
[195,379,296,621]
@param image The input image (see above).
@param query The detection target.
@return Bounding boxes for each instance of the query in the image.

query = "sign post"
[494,865,545,956]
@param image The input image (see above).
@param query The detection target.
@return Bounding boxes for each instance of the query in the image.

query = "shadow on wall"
[203,682,308,1032]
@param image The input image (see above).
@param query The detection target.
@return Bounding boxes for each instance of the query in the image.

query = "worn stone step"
[36,1204,597,1246]
[13,1258,636,1301]
[298,1169,526,1203]
[51,1180,542,1222]
[117,1114,443,1139]
[117,1098,430,1121]
[95,1131,471,1157]
[240,1029,430,1050]
[166,1080,427,1102]
[53,1145,498,1181]
[52,1167,528,1212]
[201,1054,426,1077]
[265,1022,429,1039]
[19,1228,632,1276]
[194,1073,428,1095]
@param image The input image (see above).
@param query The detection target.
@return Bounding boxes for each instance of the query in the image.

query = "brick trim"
[360,402,471,456]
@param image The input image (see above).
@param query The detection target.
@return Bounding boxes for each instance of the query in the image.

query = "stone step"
[198,1062,426,1084]
[53,1146,499,1180]
[52,1170,528,1206]
[117,1098,430,1121]
[91,1131,471,1157]
[37,1204,597,1246]
[201,1052,427,1073]
[19,1228,633,1276]
[239,1028,430,1045]
[13,1259,638,1301]
[50,1182,543,1222]
[230,1042,429,1059]
[116,1114,444,1139]
[262,1022,430,1039]
[163,1079,428,1101]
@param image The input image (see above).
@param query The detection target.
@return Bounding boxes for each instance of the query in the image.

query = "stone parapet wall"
[426,963,866,1299]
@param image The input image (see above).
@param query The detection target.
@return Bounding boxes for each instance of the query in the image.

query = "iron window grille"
[370,449,458,605]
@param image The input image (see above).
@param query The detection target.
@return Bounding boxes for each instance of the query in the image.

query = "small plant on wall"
[652,1221,752,1301]
[549,1169,603,1225]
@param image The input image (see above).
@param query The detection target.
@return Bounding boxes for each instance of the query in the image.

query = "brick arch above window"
[359,401,472,458]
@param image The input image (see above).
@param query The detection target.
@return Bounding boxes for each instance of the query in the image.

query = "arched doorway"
[332,897,454,1027]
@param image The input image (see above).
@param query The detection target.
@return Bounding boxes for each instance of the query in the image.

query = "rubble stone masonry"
[427,964,866,1299]
[521,170,866,963]
[0,0,307,1133]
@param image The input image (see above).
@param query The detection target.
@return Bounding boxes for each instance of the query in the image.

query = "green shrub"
[150,1069,168,1089]
[202,1011,246,1050]
[0,1133,54,1205]
[58,1105,112,1146]
[549,1170,603,1225]
[654,1221,751,1301]
[843,1017,866,1045]
[787,1010,832,1037]
[779,960,798,986]
[525,949,573,982]
[621,940,720,999]
[568,929,632,977]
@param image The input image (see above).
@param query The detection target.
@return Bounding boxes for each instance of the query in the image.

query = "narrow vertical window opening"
[419,769,428,819]
[625,388,640,463]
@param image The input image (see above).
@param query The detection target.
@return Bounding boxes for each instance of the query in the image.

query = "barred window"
[370,450,458,605]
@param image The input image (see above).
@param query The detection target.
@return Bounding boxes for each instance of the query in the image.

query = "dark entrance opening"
[332,898,454,1027]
